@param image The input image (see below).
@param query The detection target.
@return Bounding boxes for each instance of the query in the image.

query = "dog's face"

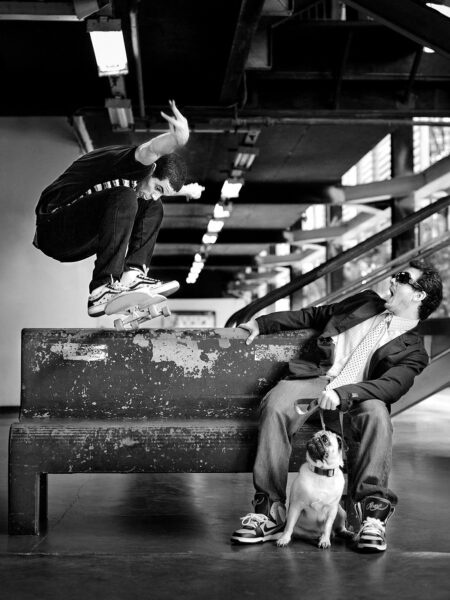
[306,430,343,468]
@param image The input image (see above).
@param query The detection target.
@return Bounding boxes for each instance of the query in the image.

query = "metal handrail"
[225,194,450,326]
[306,231,450,307]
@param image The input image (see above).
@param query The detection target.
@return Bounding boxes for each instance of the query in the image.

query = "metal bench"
[9,327,317,534]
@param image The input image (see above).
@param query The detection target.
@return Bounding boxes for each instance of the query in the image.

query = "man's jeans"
[35,188,163,291]
[253,378,397,506]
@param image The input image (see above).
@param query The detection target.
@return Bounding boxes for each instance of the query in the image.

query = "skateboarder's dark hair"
[153,153,187,193]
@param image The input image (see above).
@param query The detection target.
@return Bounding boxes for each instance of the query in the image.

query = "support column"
[391,127,416,259]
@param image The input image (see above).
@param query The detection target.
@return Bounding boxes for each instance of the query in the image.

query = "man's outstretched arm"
[135,100,189,166]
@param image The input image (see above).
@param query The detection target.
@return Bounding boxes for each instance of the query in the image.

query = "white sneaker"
[230,499,286,544]
[123,267,180,297]
[88,281,129,317]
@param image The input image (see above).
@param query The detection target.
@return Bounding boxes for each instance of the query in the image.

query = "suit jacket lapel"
[321,297,385,338]
[367,330,419,374]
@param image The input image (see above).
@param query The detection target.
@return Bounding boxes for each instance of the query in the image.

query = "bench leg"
[9,468,48,535]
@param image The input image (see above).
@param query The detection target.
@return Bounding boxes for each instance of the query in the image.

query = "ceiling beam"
[0,1,109,21]
[252,61,450,82]
[338,153,450,203]
[161,202,309,230]
[154,243,269,256]
[148,255,255,268]
[199,183,343,204]
[345,0,450,59]
[0,1,77,20]
[286,212,376,244]
[220,0,266,104]
[156,229,285,245]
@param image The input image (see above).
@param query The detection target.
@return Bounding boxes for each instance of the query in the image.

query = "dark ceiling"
[2,0,450,298]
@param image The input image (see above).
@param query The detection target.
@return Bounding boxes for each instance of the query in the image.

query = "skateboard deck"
[105,290,171,330]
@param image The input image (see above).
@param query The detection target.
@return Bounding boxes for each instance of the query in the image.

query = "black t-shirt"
[36,145,152,216]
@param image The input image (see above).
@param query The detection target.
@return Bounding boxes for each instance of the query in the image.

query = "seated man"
[231,260,443,552]
[33,100,189,316]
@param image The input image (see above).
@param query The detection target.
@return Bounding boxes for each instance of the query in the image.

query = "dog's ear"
[336,434,348,453]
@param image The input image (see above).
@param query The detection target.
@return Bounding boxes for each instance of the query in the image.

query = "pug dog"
[277,429,351,549]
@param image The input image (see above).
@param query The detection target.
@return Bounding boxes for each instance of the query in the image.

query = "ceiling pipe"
[130,0,146,119]
[133,117,450,134]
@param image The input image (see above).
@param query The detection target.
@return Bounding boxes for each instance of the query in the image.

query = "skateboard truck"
[105,291,171,331]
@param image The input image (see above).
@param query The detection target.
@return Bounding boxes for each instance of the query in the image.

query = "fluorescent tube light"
[202,233,218,245]
[233,146,259,170]
[105,98,134,130]
[207,219,224,234]
[221,178,244,199]
[213,203,231,219]
[88,19,128,77]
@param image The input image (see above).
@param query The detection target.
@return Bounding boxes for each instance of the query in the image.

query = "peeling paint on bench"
[21,328,315,420]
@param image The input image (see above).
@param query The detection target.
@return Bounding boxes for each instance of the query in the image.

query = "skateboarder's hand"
[161,100,189,147]
[239,320,260,345]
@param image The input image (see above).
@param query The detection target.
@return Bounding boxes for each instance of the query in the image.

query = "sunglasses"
[391,271,425,292]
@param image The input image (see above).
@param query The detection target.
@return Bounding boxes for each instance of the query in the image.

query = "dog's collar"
[308,463,339,477]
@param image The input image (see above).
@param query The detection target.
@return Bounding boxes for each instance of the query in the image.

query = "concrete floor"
[1,392,450,600]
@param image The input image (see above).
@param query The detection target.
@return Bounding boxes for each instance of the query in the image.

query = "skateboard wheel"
[114,319,125,331]
[130,321,139,330]
[162,306,170,317]
[148,306,159,317]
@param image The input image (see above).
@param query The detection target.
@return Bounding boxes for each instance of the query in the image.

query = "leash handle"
[339,410,347,469]
[319,408,326,430]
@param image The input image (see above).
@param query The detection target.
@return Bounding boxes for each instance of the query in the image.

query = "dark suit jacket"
[256,290,429,411]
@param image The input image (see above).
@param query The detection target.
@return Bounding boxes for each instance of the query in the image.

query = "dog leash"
[295,399,347,472]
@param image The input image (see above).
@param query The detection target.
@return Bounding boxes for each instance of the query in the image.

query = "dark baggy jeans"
[34,188,163,292]
[253,378,397,507]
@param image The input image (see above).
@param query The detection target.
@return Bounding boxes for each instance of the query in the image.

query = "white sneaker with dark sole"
[230,502,286,544]
[88,281,129,317]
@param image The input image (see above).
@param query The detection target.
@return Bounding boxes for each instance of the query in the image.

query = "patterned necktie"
[327,313,392,390]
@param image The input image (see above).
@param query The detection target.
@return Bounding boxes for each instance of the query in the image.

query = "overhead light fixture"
[187,250,208,284]
[207,219,224,234]
[221,178,244,199]
[187,198,233,284]
[191,262,204,274]
[233,146,259,170]
[423,47,435,54]
[202,233,218,245]
[426,3,450,18]
[105,97,134,130]
[178,182,205,199]
[213,201,232,219]
[87,18,128,77]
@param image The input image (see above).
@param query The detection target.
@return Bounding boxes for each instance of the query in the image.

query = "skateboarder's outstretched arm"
[135,100,189,166]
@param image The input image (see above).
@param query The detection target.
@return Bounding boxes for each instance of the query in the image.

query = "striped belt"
[79,179,136,198]
[50,179,137,213]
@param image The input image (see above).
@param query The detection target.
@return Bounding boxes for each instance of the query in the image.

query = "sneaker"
[354,496,394,553]
[230,493,286,544]
[123,267,180,298]
[88,280,129,317]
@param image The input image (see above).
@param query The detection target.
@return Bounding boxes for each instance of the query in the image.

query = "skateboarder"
[33,100,189,316]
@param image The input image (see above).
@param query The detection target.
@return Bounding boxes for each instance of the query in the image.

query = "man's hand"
[317,389,341,411]
[135,100,189,165]
[161,100,189,147]
[239,320,260,345]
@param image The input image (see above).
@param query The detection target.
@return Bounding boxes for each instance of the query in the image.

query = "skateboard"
[105,290,171,331]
